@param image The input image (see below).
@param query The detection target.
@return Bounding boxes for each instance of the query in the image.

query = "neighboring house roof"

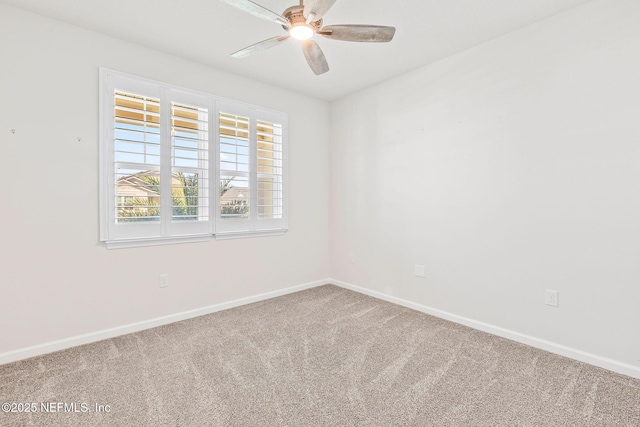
[117,172,161,198]
[222,186,247,200]
[117,171,190,198]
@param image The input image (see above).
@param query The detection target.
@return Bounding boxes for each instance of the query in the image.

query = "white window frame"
[99,68,288,248]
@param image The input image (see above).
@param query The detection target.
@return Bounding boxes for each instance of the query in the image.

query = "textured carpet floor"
[1,285,639,426]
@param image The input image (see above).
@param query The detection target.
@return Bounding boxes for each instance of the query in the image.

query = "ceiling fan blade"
[301,40,329,75]
[231,35,290,58]
[219,0,289,27]
[320,25,396,42]
[303,0,337,22]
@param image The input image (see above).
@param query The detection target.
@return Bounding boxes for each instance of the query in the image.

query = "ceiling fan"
[219,0,396,75]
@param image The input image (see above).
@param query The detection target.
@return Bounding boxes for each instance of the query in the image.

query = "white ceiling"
[2,0,594,101]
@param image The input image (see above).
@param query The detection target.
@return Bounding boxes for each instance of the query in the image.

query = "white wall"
[330,0,640,370]
[0,4,330,354]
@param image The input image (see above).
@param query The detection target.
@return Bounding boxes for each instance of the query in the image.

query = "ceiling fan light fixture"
[290,23,314,40]
[223,0,396,75]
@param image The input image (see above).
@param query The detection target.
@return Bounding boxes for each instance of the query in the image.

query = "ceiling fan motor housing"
[282,5,322,32]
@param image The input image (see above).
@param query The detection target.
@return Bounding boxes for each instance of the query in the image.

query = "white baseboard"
[330,279,640,380]
[3,277,639,380]
[0,278,329,366]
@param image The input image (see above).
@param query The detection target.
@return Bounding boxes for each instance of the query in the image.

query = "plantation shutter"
[168,91,213,236]
[114,92,162,223]
[104,75,163,241]
[101,73,213,244]
[217,106,252,233]
[253,109,287,232]
[215,102,287,236]
[256,119,284,221]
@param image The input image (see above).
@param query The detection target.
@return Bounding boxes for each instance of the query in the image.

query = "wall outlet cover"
[545,290,559,307]
[160,274,169,288]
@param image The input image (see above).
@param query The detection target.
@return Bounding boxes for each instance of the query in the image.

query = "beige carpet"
[1,284,638,426]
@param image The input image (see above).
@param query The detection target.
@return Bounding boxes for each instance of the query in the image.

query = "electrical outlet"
[545,290,558,307]
[160,274,169,288]
[414,265,426,278]
[348,253,355,264]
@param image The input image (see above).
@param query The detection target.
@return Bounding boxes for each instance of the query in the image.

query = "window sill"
[103,229,288,249]
[214,229,288,240]
[104,235,212,249]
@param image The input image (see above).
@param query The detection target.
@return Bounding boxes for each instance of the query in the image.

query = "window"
[99,69,288,248]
